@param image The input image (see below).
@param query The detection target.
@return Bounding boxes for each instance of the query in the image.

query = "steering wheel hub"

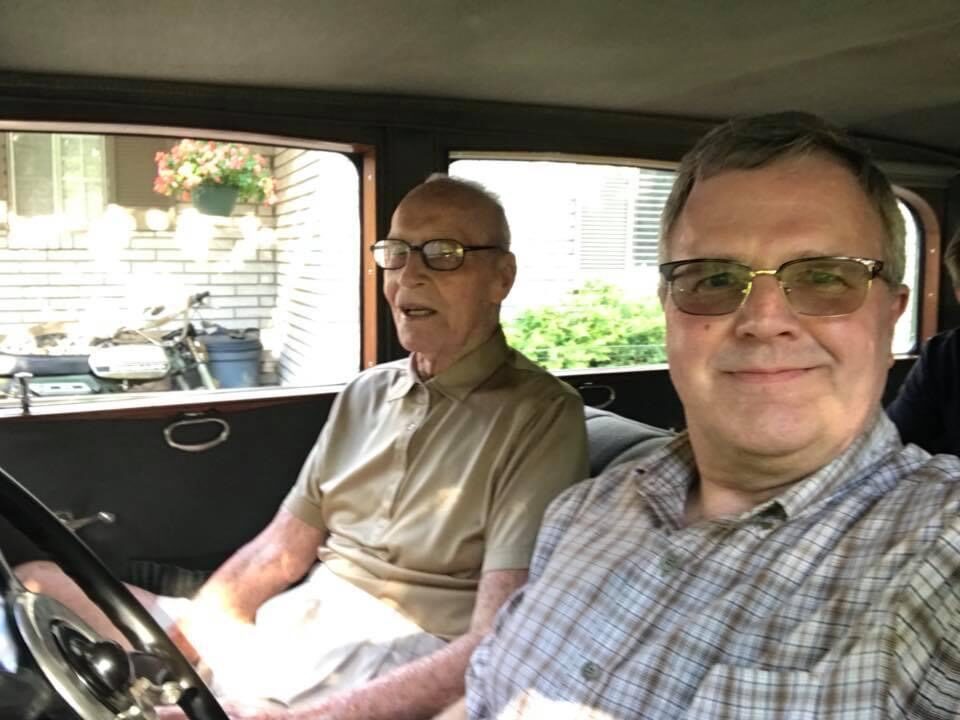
[12,591,140,719]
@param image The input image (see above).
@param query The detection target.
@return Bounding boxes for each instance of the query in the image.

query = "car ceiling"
[1,0,960,156]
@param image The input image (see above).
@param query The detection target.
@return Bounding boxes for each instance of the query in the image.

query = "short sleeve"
[481,390,588,571]
[281,390,351,532]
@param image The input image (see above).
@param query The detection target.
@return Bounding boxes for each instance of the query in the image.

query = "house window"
[8,132,107,228]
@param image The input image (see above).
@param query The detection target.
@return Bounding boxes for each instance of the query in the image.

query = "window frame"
[0,120,378,416]
[0,74,951,424]
[894,187,941,349]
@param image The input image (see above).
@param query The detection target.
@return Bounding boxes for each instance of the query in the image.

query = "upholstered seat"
[584,406,675,477]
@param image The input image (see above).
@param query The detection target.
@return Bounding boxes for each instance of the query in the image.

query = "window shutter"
[114,136,174,207]
[631,169,674,267]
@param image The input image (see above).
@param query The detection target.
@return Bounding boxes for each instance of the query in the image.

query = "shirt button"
[406,423,417,431]
[660,552,679,575]
[580,661,601,681]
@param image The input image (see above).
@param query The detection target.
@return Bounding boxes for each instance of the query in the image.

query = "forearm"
[299,630,484,720]
[190,541,302,623]
[188,508,324,625]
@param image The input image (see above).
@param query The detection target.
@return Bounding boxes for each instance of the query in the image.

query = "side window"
[0,130,363,405]
[892,198,921,354]
[450,157,673,371]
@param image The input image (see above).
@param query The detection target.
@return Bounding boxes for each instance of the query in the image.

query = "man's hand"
[165,621,201,665]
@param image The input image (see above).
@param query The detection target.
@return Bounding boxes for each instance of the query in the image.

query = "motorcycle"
[0,291,218,402]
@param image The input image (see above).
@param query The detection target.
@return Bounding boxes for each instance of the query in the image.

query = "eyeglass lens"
[372,239,464,271]
[667,257,875,316]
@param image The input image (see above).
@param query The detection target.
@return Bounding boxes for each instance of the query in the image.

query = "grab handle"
[163,414,230,453]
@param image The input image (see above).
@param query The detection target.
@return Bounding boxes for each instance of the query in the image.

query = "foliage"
[505,280,667,369]
[153,139,278,205]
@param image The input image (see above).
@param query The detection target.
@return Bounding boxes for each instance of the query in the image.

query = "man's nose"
[733,274,801,338]
[396,250,429,285]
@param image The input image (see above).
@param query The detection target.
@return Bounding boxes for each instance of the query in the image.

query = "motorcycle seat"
[0,353,91,377]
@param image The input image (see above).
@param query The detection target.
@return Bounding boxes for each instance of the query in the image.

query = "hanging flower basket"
[191,182,240,217]
[153,139,279,216]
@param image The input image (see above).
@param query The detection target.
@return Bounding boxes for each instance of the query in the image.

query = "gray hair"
[659,111,905,284]
[404,173,512,250]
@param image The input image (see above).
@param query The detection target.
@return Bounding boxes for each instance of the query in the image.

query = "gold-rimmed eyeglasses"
[658,256,886,316]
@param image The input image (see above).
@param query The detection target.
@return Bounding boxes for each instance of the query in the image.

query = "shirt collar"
[759,411,902,520]
[631,410,902,526]
[385,327,511,402]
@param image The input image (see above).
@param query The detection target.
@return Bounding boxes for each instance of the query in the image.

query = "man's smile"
[399,304,437,318]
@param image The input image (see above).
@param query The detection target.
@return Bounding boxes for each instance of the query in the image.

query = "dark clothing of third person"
[887,326,960,455]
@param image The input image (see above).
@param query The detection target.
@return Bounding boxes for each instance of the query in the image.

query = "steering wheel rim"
[0,464,228,720]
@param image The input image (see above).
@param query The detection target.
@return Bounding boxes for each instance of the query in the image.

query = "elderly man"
[15,175,588,720]
[443,112,960,719]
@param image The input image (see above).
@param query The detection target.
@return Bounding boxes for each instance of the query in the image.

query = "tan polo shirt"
[283,329,587,639]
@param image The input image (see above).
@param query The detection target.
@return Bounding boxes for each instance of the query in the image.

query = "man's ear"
[491,251,517,303]
[888,283,910,325]
[658,281,668,309]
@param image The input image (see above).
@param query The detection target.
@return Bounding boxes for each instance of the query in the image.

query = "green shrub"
[505,280,667,369]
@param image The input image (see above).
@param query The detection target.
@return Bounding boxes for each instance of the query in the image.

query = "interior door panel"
[0,393,335,593]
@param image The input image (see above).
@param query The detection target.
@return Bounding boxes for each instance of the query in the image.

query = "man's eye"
[695,272,738,291]
[801,270,849,288]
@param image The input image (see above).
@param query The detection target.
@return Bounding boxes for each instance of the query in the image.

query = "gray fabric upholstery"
[584,406,674,477]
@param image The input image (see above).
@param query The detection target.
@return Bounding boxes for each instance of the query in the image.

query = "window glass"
[892,199,920,355]
[0,130,361,405]
[450,157,671,370]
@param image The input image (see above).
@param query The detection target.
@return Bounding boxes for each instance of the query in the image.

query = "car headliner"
[0,0,959,156]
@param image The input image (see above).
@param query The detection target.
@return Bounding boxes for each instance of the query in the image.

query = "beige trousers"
[151,565,446,706]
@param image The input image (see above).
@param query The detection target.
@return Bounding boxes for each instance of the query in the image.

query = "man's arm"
[172,508,325,661]
[299,568,527,720]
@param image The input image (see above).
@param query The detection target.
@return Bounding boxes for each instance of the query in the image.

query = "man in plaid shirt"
[440,112,960,719]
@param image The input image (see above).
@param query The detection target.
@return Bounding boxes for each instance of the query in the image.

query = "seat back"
[584,406,674,476]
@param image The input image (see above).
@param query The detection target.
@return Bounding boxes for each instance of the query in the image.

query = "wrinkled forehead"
[390,192,495,247]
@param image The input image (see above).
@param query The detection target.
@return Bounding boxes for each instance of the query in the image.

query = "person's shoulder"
[499,347,581,401]
[890,444,960,509]
[339,357,410,394]
[919,326,960,361]
[549,457,641,520]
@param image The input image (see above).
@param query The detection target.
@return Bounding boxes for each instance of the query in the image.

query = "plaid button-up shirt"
[466,413,960,719]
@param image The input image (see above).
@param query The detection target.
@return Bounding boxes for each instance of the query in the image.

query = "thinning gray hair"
[403,172,512,250]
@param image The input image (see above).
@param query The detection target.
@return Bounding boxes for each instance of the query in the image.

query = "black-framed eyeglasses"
[370,238,503,271]
[658,256,885,317]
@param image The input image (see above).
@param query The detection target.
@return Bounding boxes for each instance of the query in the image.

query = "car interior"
[1,2,959,718]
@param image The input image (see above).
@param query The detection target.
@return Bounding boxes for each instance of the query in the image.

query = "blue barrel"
[202,330,262,388]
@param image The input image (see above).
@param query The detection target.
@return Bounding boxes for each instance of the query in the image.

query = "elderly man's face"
[384,192,515,377]
[663,154,907,470]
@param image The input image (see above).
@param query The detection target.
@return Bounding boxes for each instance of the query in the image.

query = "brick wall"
[270,149,361,386]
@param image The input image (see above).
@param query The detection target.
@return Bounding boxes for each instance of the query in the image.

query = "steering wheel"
[0,464,228,720]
